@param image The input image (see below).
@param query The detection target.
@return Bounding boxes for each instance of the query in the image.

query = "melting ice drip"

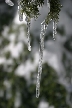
[25,17,31,51]
[5,0,14,6]
[53,20,57,40]
[36,20,48,98]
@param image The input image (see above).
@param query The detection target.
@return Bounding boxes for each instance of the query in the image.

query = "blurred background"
[0,0,72,108]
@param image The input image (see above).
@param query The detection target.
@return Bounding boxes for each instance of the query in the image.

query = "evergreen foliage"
[20,0,62,24]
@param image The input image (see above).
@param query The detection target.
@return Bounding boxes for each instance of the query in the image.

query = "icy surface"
[36,20,48,98]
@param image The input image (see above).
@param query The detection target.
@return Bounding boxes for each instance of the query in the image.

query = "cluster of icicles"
[5,0,57,98]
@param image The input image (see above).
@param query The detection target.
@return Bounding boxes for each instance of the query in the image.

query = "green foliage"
[0,61,70,108]
[40,63,69,108]
[31,63,69,108]
[20,0,62,24]
[45,0,62,24]
[21,0,44,18]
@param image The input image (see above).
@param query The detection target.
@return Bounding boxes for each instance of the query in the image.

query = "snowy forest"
[0,0,72,108]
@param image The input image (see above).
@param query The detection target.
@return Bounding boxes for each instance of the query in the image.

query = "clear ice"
[36,20,48,98]
[53,20,57,40]
[18,0,23,21]
[25,16,31,51]
[5,0,14,6]
[19,5,23,21]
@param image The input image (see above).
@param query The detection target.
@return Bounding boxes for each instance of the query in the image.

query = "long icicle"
[36,20,48,98]
[53,19,57,40]
[25,16,31,51]
[5,0,14,6]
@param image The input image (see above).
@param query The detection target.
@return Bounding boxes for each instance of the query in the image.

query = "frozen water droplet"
[25,16,31,51]
[5,0,14,6]
[53,38,56,41]
[53,20,57,40]
[36,20,48,98]
[28,45,31,51]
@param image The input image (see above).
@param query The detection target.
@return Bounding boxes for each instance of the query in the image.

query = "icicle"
[36,20,48,98]
[18,0,23,21]
[19,8,23,21]
[5,0,14,6]
[18,0,20,10]
[25,16,31,51]
[53,20,57,40]
[47,0,50,10]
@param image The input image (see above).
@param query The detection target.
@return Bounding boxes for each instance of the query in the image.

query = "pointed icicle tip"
[36,88,40,98]
[28,46,31,51]
[53,38,56,41]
